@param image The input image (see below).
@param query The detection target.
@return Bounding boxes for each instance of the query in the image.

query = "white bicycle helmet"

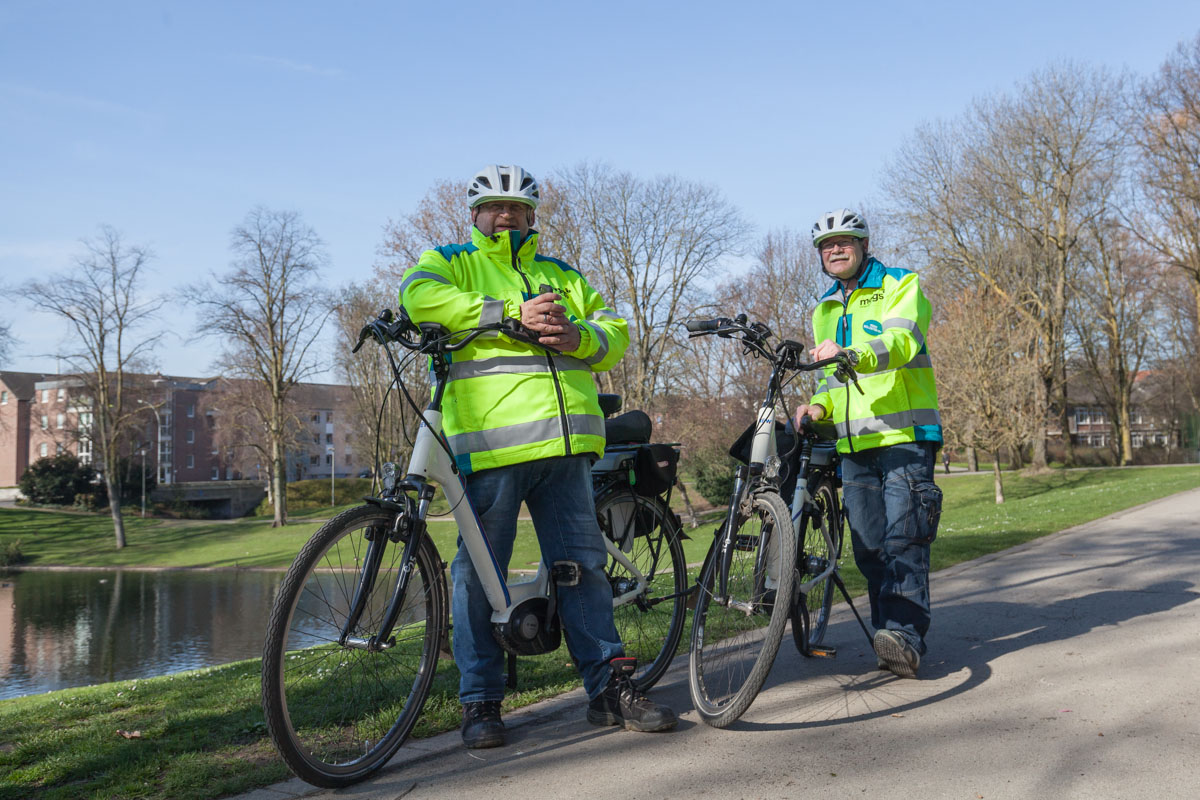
[466,164,541,209]
[811,208,869,247]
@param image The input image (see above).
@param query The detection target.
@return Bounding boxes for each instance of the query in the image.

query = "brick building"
[0,371,367,489]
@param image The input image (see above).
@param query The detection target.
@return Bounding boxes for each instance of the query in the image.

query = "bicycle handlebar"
[352,307,557,357]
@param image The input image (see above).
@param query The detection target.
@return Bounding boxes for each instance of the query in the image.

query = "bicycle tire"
[596,489,688,690]
[791,477,844,655]
[262,504,447,788]
[689,489,796,727]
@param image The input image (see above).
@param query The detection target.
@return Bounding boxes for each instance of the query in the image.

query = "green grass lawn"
[1,464,1197,800]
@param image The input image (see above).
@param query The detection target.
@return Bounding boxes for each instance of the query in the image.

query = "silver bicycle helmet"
[466,164,541,209]
[811,208,869,247]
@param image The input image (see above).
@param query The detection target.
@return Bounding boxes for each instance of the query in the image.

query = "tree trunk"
[673,477,699,529]
[105,470,127,549]
[1117,394,1133,467]
[992,453,1005,504]
[967,446,979,472]
[1031,373,1050,469]
[271,436,288,527]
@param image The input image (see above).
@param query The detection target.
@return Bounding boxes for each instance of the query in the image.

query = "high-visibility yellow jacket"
[809,257,942,454]
[399,226,628,474]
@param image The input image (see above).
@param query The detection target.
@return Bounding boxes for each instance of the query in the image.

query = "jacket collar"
[471,226,540,267]
[819,256,886,300]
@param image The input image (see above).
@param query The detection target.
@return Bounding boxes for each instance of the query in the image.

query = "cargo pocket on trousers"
[911,480,943,544]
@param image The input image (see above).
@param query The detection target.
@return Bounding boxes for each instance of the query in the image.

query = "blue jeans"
[451,455,623,703]
[840,441,943,655]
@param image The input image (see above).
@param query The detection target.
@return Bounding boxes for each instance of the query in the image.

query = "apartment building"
[0,372,367,487]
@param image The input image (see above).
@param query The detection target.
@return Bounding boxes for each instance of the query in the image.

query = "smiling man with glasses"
[792,208,944,679]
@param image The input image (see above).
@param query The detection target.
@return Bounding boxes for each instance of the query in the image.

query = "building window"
[41,415,48,430]
[186,429,195,444]
[311,413,320,423]
[325,433,333,444]
[41,389,50,403]
[325,411,334,423]
[312,433,320,444]
[186,403,195,418]
[309,454,319,465]
[211,467,219,480]
[186,454,195,468]
[1,390,7,404]
[56,413,65,429]
[344,453,352,465]
[39,443,48,457]
[57,388,65,402]
[56,443,64,455]
[325,454,332,465]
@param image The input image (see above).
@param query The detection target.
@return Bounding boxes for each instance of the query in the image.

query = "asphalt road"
[242,486,1200,800]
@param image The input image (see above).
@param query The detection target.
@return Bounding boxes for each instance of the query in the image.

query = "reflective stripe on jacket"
[399,226,628,474]
[809,257,942,454]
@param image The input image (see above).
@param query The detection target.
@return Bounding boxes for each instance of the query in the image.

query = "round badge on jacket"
[862,319,883,336]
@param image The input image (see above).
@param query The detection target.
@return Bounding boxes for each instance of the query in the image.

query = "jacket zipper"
[508,237,573,455]
[837,287,856,454]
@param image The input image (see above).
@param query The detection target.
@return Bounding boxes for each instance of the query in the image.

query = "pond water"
[0,569,289,700]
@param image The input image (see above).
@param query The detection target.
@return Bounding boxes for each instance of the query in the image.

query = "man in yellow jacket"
[400,165,677,748]
[793,209,943,679]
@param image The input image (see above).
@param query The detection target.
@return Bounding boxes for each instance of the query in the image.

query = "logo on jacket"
[859,292,884,306]
[862,319,883,336]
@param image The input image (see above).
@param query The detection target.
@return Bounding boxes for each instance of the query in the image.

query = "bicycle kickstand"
[832,571,875,648]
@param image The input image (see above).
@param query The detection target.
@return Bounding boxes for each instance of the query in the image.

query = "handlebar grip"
[685,318,722,333]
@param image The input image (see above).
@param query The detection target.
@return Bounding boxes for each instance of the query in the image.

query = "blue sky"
[3,1,1198,380]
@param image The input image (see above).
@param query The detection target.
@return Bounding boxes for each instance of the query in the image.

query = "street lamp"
[139,446,146,517]
[138,399,164,485]
[327,444,336,507]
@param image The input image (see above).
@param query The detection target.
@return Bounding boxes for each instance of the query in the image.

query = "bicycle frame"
[342,316,652,652]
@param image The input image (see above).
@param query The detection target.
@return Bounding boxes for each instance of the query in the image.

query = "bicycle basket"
[632,443,679,497]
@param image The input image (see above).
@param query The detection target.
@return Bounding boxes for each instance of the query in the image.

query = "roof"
[0,371,52,399]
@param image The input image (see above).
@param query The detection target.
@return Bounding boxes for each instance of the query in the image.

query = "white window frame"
[186,454,195,468]
[186,429,195,444]
[39,442,48,457]
[56,413,65,429]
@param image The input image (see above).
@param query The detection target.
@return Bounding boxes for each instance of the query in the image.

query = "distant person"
[793,208,944,678]
[399,164,677,748]
[943,448,951,474]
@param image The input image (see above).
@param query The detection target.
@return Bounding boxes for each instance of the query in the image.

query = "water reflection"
[0,570,287,700]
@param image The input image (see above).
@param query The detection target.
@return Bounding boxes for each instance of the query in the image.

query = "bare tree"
[20,226,163,548]
[933,287,1040,502]
[376,180,471,286]
[189,208,331,527]
[1070,219,1162,465]
[1132,33,1200,405]
[332,281,428,473]
[886,64,1127,468]
[540,162,751,409]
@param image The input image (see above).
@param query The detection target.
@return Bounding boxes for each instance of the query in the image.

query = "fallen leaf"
[1059,709,1071,713]
[891,713,904,718]
[116,730,142,739]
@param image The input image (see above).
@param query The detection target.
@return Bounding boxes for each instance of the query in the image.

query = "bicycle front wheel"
[791,477,844,655]
[261,505,447,788]
[597,490,688,690]
[689,489,796,727]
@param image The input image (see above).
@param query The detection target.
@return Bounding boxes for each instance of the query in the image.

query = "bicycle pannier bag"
[633,443,679,497]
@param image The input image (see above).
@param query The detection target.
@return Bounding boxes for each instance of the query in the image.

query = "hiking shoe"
[873,629,920,679]
[587,657,678,732]
[461,700,505,748]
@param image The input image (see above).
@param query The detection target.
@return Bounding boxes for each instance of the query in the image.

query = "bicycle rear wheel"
[689,489,796,727]
[596,490,688,690]
[791,477,844,655]
[261,505,447,788]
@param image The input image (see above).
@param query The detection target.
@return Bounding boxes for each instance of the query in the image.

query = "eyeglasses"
[818,237,860,252]
[475,201,531,217]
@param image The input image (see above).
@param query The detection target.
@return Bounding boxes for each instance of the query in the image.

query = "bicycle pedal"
[808,645,837,658]
[733,534,759,551]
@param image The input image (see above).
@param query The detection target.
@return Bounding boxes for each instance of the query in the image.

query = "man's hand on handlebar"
[808,339,845,361]
[793,403,827,430]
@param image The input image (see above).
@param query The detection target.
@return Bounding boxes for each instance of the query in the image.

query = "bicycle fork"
[339,490,433,652]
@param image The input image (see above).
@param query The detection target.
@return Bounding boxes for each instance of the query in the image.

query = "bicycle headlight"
[381,461,399,493]
[763,455,781,481]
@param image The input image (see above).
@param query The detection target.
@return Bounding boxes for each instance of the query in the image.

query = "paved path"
[242,487,1200,800]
